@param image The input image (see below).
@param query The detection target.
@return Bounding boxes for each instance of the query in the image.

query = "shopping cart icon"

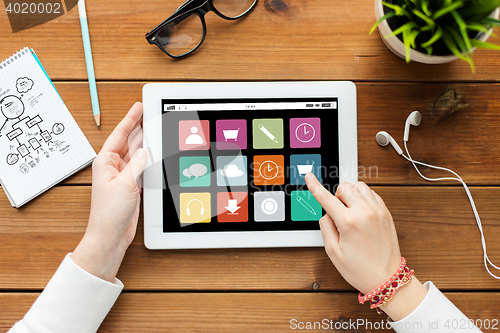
[297,161,314,177]
[223,128,240,141]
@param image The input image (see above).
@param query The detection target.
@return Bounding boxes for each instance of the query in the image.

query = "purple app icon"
[290,118,321,148]
[216,119,247,150]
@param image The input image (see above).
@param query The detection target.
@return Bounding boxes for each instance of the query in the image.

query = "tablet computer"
[143,81,357,249]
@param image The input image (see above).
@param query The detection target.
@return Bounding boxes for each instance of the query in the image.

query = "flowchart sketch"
[28,138,41,150]
[17,144,29,157]
[40,130,51,142]
[26,115,42,128]
[7,128,22,141]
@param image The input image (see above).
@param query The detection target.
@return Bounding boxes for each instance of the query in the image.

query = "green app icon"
[252,119,284,149]
[291,191,322,221]
[180,156,211,187]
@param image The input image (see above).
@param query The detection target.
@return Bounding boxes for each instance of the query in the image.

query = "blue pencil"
[78,0,100,128]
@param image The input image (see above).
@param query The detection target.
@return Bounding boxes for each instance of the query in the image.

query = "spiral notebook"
[0,47,96,208]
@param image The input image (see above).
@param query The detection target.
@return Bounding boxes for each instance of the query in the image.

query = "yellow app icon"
[180,193,211,224]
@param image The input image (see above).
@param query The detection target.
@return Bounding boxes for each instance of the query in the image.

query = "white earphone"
[186,199,204,216]
[377,111,500,280]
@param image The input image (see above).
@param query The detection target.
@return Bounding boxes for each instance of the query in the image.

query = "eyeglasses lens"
[212,0,257,18]
[158,14,204,57]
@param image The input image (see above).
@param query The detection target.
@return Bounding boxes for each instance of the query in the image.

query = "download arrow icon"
[225,199,241,214]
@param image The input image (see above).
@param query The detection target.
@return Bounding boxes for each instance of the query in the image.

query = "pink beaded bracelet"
[358,257,415,315]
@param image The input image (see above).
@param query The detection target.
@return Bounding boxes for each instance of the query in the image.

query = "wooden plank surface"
[2,0,500,82]
[56,82,500,185]
[1,186,499,291]
[2,292,500,332]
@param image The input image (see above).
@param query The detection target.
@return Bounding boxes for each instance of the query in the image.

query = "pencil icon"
[296,196,317,215]
[258,124,278,143]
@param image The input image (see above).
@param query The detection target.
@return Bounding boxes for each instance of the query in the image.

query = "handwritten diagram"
[0,77,67,175]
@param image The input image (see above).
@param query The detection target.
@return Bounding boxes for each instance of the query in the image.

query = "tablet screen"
[161,98,339,233]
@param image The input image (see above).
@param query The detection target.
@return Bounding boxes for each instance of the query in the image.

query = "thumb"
[120,148,148,187]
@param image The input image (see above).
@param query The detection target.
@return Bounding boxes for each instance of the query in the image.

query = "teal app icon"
[179,156,211,187]
[291,191,322,221]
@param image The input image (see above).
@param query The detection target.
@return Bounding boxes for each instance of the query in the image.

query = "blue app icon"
[217,156,248,187]
[290,154,322,185]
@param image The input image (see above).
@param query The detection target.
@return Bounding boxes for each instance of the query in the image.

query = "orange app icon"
[217,192,248,223]
[253,155,285,185]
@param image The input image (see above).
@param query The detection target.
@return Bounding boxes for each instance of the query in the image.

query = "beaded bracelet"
[358,257,415,315]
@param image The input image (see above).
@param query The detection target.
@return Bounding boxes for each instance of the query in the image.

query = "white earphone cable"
[402,141,500,280]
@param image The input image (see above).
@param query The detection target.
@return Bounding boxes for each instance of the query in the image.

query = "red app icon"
[179,120,210,150]
[217,192,248,223]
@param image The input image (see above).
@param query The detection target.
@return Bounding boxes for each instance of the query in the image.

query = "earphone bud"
[376,131,403,155]
[404,110,421,142]
[376,110,500,280]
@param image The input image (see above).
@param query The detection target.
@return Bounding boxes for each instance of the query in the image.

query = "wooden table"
[2,0,500,331]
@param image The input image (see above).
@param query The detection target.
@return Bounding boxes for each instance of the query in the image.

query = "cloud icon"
[220,164,244,178]
[16,77,34,94]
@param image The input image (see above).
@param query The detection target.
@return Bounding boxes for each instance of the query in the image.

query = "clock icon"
[295,122,316,143]
[259,160,279,180]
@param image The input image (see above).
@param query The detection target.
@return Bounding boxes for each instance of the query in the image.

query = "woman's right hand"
[305,174,427,321]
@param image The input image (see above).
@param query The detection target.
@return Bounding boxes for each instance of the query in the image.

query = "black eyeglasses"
[145,0,258,58]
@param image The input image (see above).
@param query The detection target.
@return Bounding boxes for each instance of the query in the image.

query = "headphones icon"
[186,199,205,216]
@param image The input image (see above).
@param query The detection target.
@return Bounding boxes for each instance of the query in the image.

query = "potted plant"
[371,0,500,71]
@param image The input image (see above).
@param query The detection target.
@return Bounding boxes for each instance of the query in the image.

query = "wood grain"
[1,186,499,291]
[54,82,500,185]
[2,0,500,82]
[2,292,500,332]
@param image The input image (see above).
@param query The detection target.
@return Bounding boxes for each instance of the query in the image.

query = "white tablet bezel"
[143,81,357,249]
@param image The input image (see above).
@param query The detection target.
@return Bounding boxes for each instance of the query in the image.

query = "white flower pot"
[374,0,500,64]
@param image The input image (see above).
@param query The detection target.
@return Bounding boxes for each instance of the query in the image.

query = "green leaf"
[446,25,469,54]
[404,29,420,49]
[451,10,472,53]
[467,23,490,34]
[442,29,475,73]
[384,21,418,39]
[459,0,500,22]
[382,1,410,16]
[481,17,500,27]
[432,1,464,20]
[413,9,436,29]
[421,26,443,48]
[403,28,412,62]
[421,0,432,17]
[370,11,396,34]
[442,29,467,60]
[424,45,433,55]
[471,38,500,51]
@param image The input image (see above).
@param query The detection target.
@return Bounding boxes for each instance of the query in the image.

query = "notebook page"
[0,48,96,207]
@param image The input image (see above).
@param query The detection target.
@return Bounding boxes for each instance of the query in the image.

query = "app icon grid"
[176,116,329,224]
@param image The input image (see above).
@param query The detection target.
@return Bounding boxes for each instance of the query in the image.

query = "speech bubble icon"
[183,163,208,180]
[182,168,192,179]
[16,77,34,94]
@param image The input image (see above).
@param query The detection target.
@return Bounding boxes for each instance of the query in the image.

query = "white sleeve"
[8,253,123,333]
[388,281,480,333]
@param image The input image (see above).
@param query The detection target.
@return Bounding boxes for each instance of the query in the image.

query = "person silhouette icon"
[179,120,210,151]
[186,126,204,145]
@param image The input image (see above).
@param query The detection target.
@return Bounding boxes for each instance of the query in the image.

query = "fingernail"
[305,173,315,180]
[136,148,147,160]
